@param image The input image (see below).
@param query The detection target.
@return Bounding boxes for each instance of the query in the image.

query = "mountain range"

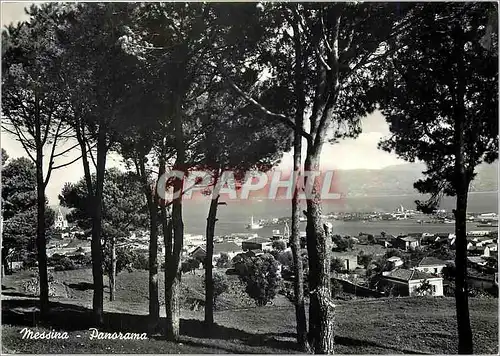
[335,161,498,197]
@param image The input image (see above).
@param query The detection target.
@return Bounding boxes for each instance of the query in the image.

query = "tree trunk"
[137,156,160,332]
[165,96,185,341]
[2,247,11,276]
[150,154,164,332]
[290,15,310,349]
[452,25,473,355]
[35,155,49,319]
[454,170,473,355]
[205,193,220,326]
[91,126,107,325]
[148,208,159,325]
[304,151,334,354]
[162,207,173,335]
[109,236,116,302]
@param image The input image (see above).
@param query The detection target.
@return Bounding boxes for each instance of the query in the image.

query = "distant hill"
[335,161,498,197]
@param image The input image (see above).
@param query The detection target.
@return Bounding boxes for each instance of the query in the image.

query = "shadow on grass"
[66,282,94,291]
[335,335,430,355]
[180,319,298,352]
[2,291,35,298]
[3,299,427,354]
[2,298,296,352]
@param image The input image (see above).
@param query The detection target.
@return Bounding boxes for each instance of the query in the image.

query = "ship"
[246,216,263,230]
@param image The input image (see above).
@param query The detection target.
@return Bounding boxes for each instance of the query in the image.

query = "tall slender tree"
[54,2,144,324]
[216,3,412,352]
[195,83,291,326]
[375,3,498,353]
[2,4,79,318]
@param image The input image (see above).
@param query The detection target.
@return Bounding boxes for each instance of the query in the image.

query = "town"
[10,206,495,302]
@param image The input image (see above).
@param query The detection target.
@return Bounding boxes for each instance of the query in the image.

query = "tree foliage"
[377,3,498,211]
[234,253,282,306]
[59,168,148,243]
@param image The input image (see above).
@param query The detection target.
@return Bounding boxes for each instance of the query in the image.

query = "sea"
[182,191,499,237]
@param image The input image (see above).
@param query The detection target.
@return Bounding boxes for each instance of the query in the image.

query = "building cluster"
[44,206,497,299]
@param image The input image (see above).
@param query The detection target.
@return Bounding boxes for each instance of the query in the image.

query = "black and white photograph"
[0,1,498,354]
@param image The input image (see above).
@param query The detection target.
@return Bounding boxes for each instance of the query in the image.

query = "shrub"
[330,258,345,273]
[22,253,38,269]
[132,252,149,270]
[103,246,136,276]
[414,279,433,296]
[53,256,77,271]
[272,240,286,251]
[277,250,293,267]
[332,235,353,252]
[358,253,373,269]
[332,279,343,296]
[182,258,200,274]
[216,253,231,268]
[70,254,92,267]
[203,272,229,309]
[234,253,282,306]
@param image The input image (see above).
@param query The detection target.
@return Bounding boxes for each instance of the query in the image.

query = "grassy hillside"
[2,269,498,354]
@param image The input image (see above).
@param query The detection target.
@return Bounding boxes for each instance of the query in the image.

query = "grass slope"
[2,269,498,354]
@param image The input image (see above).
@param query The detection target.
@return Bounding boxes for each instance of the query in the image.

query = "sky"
[1,2,408,205]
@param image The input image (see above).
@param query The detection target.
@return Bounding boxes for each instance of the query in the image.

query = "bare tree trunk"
[205,193,220,325]
[91,126,107,325]
[35,150,49,319]
[2,248,10,276]
[165,96,185,341]
[453,26,473,354]
[290,10,310,351]
[109,236,116,302]
[162,206,173,336]
[305,151,334,354]
[149,153,164,332]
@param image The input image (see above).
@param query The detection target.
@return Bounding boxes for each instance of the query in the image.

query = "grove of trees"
[1,2,497,354]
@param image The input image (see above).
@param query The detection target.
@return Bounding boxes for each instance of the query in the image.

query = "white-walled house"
[415,257,447,275]
[190,242,242,266]
[380,269,444,296]
[387,256,404,267]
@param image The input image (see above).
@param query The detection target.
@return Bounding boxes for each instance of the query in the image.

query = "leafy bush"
[216,253,231,268]
[203,272,229,309]
[52,256,77,271]
[332,235,353,252]
[132,252,149,270]
[357,253,373,269]
[103,246,136,276]
[277,250,293,267]
[70,254,92,267]
[272,240,286,251]
[234,253,282,306]
[22,253,38,269]
[330,258,345,273]
[182,258,200,274]
[414,279,433,296]
[332,279,343,296]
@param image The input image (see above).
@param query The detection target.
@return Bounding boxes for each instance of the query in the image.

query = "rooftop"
[244,237,272,244]
[397,236,419,242]
[214,242,242,255]
[384,268,436,282]
[418,257,446,267]
[387,256,402,262]
[468,256,487,264]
